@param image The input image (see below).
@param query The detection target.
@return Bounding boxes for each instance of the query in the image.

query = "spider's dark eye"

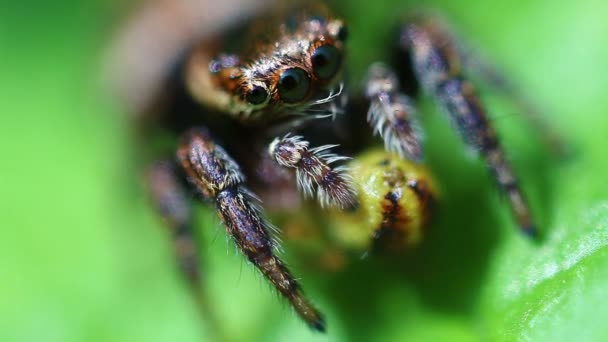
[311,45,342,80]
[278,68,310,103]
[245,85,268,105]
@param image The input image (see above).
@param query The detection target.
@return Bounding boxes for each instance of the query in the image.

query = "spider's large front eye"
[278,68,310,103]
[311,45,342,80]
[245,85,268,105]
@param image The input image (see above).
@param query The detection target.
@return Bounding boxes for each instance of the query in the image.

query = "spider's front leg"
[177,128,325,331]
[398,17,537,236]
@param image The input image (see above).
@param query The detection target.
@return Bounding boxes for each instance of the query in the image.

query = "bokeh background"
[2,0,608,341]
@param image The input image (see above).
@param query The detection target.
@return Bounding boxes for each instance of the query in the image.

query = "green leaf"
[1,0,607,341]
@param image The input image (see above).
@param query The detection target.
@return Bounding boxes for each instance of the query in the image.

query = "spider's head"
[237,12,348,122]
[187,9,348,123]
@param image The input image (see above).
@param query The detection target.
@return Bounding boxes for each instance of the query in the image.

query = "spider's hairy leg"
[458,42,569,156]
[401,18,537,237]
[147,161,199,285]
[441,79,536,236]
[177,128,326,332]
[268,134,358,210]
[147,161,228,340]
[364,63,423,161]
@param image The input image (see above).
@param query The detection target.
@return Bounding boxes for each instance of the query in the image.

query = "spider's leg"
[147,161,200,285]
[400,17,537,237]
[177,128,325,332]
[147,160,225,339]
[458,38,568,156]
[268,134,358,210]
[363,63,424,161]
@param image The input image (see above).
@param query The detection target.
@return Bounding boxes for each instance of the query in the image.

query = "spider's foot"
[522,226,538,239]
[311,316,327,332]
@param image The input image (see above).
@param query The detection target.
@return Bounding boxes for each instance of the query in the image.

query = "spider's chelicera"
[119,3,559,332]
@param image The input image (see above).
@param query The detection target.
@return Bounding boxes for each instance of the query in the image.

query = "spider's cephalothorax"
[185,5,347,122]
[111,0,561,333]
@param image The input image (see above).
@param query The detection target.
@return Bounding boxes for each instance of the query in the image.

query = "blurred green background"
[1,0,608,341]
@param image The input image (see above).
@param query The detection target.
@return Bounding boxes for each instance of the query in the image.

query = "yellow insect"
[330,148,436,253]
[274,147,438,274]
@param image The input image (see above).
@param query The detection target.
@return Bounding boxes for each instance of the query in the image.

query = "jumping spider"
[109,0,559,332]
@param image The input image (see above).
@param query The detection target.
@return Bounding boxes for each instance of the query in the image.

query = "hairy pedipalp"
[269,134,358,210]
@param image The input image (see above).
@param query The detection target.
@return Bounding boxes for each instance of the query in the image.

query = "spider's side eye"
[278,68,310,103]
[311,45,342,80]
[245,85,268,105]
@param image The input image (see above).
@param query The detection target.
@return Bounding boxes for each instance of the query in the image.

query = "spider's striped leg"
[400,17,537,237]
[147,160,226,340]
[363,62,423,161]
[268,134,358,210]
[147,161,200,285]
[178,128,325,332]
[438,78,536,236]
[459,43,568,156]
